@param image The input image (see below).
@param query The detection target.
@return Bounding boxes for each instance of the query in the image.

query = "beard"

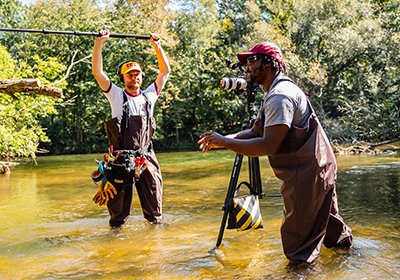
[247,69,262,85]
[246,64,266,85]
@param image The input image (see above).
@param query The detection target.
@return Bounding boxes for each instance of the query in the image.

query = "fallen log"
[369,138,400,149]
[0,79,63,98]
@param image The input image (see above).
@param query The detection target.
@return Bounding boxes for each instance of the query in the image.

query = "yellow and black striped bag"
[227,182,263,231]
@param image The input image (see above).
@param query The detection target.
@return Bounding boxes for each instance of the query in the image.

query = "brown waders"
[268,78,353,263]
[103,96,163,226]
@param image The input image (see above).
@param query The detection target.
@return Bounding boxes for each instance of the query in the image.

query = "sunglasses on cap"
[246,54,260,63]
[246,54,273,65]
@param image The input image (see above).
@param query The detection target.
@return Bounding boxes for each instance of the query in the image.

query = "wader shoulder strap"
[270,75,315,114]
[270,75,294,89]
[142,91,151,114]
[268,75,319,153]
[121,92,129,141]
[142,92,153,149]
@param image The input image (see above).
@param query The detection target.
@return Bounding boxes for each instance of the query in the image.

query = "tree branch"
[0,79,63,98]
[51,50,92,86]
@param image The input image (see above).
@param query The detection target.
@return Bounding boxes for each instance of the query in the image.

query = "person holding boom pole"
[198,42,353,265]
[91,30,170,227]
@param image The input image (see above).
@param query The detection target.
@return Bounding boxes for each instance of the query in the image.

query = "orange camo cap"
[120,61,142,74]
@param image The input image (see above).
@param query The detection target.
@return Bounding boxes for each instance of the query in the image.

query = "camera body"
[219,60,249,92]
[219,60,262,122]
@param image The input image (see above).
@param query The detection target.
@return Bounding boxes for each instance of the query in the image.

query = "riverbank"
[332,140,400,155]
[1,140,399,174]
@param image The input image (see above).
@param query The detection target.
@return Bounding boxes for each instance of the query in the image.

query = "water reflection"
[339,162,400,222]
[0,151,399,279]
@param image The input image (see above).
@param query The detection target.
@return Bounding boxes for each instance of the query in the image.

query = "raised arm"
[149,33,171,93]
[92,30,111,92]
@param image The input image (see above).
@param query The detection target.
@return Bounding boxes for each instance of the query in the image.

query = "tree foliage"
[0,44,59,159]
[283,0,400,140]
[0,0,398,160]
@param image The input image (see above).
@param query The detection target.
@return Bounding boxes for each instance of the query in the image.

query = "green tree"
[1,0,398,158]
[217,0,262,47]
[15,0,111,154]
[19,0,177,153]
[0,0,24,27]
[0,44,60,160]
[262,0,400,141]
[167,0,247,148]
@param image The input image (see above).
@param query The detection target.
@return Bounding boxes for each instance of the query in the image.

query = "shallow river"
[0,150,399,279]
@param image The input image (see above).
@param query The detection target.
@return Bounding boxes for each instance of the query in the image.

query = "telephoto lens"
[220,77,247,91]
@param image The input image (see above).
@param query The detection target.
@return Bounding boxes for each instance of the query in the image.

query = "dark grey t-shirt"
[259,77,310,129]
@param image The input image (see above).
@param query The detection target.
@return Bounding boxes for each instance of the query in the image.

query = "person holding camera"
[198,42,353,264]
[91,30,170,227]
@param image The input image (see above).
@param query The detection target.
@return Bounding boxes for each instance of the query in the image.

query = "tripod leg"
[249,157,262,195]
[215,153,243,248]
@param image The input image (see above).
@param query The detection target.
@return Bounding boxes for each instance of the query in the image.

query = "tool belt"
[91,143,152,188]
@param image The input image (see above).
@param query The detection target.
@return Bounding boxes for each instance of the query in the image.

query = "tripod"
[214,86,264,248]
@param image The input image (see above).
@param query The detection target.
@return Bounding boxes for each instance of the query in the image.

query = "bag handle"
[234,181,257,197]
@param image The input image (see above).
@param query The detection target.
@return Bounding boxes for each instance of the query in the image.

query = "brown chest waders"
[267,76,353,263]
[103,93,163,226]
[213,76,352,263]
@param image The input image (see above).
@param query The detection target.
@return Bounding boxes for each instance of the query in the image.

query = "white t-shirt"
[260,78,310,129]
[103,82,159,118]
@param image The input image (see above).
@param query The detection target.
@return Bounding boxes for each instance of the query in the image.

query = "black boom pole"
[0,27,151,39]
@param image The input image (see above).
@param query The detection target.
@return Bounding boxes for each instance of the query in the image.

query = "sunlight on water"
[0,151,399,279]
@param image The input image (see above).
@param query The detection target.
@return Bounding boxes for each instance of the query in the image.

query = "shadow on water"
[0,151,399,279]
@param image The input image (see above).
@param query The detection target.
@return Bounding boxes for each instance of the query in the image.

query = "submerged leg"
[135,153,163,224]
[281,185,334,264]
[107,184,134,227]
[323,189,353,248]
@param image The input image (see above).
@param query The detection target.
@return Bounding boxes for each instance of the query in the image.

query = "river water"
[0,150,399,279]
